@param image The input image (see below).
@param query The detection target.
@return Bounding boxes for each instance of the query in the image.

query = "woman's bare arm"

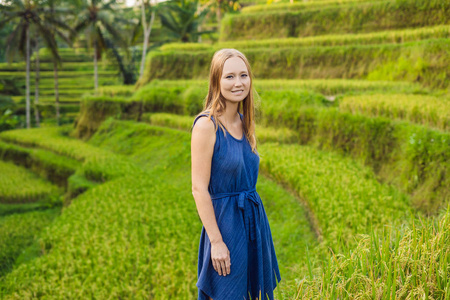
[191,116,231,276]
[191,117,222,243]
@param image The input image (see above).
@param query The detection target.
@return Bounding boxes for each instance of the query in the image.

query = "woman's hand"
[211,240,231,276]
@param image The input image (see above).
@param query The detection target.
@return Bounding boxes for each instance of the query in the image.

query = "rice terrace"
[0,0,449,299]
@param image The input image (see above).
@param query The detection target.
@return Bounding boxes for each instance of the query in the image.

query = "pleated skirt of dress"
[196,192,281,300]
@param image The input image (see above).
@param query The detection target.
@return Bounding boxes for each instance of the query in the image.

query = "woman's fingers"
[226,251,231,275]
[211,241,231,276]
[212,259,219,275]
[214,259,221,275]
[220,259,227,276]
[215,255,231,276]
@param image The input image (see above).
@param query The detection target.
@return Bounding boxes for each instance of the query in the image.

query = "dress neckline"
[220,112,244,142]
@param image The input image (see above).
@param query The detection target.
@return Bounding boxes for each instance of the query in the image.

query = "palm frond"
[5,19,25,62]
[71,14,90,41]
[159,11,180,34]
[34,20,62,66]
[0,14,19,30]
[99,17,128,49]
[96,26,107,55]
[17,21,28,58]
[54,29,73,47]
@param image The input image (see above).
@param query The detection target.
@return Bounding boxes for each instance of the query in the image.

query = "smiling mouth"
[232,90,244,93]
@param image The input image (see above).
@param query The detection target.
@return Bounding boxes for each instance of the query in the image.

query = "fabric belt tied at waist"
[210,187,261,242]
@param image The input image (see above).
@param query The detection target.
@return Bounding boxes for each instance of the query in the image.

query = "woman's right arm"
[191,117,231,277]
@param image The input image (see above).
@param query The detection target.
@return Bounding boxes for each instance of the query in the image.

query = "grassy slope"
[0,209,59,277]
[0,119,446,298]
[0,121,318,298]
[88,119,322,299]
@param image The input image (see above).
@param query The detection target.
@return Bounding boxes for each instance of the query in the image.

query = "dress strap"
[191,113,217,131]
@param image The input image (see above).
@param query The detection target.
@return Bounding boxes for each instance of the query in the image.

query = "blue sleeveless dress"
[192,112,281,300]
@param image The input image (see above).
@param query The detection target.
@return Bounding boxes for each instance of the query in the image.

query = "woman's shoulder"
[192,111,217,132]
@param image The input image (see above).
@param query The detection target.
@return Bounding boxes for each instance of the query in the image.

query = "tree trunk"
[216,0,222,25]
[140,0,155,79]
[53,61,60,126]
[94,41,98,92]
[197,2,202,43]
[26,25,31,129]
[34,36,40,127]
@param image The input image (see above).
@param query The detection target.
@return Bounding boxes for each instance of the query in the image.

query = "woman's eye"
[242,74,248,77]
[226,76,232,79]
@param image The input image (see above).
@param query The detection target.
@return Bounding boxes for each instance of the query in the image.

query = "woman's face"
[220,56,250,103]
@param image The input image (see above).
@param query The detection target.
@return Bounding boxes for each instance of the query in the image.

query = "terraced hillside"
[137,0,449,91]
[0,48,124,126]
[0,114,448,298]
[1,0,448,298]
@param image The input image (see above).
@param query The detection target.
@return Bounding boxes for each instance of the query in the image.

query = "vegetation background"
[0,0,448,299]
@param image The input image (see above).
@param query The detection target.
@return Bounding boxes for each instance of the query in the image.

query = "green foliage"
[297,207,450,299]
[259,142,414,252]
[74,96,140,140]
[0,122,194,298]
[0,209,59,277]
[258,89,333,111]
[69,0,130,65]
[0,61,116,72]
[231,25,450,50]
[131,85,186,114]
[139,78,424,95]
[80,83,336,140]
[158,0,214,43]
[0,0,66,65]
[98,85,136,97]
[220,0,450,41]
[142,112,299,144]
[132,81,412,119]
[340,93,450,131]
[0,95,19,132]
[162,25,450,51]
[0,160,61,204]
[0,139,79,189]
[139,108,449,216]
[136,49,212,88]
[160,42,215,52]
[0,70,119,78]
[0,23,14,63]
[0,125,143,183]
[182,86,207,115]
[65,173,98,204]
[0,118,446,298]
[242,0,374,13]
[141,112,194,130]
[260,106,450,214]
[139,39,450,90]
[86,119,322,296]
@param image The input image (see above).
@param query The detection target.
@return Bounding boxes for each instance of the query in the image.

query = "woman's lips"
[232,90,243,95]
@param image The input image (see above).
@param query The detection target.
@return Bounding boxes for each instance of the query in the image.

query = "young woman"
[191,48,281,300]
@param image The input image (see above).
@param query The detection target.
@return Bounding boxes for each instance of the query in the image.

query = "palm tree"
[199,0,240,25]
[41,0,74,126]
[138,0,157,80]
[159,0,213,43]
[33,33,40,127]
[0,0,65,128]
[70,0,129,92]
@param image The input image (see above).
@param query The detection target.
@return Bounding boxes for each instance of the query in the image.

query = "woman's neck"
[219,102,240,124]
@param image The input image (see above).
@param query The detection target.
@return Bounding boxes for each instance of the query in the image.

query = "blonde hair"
[195,48,259,154]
